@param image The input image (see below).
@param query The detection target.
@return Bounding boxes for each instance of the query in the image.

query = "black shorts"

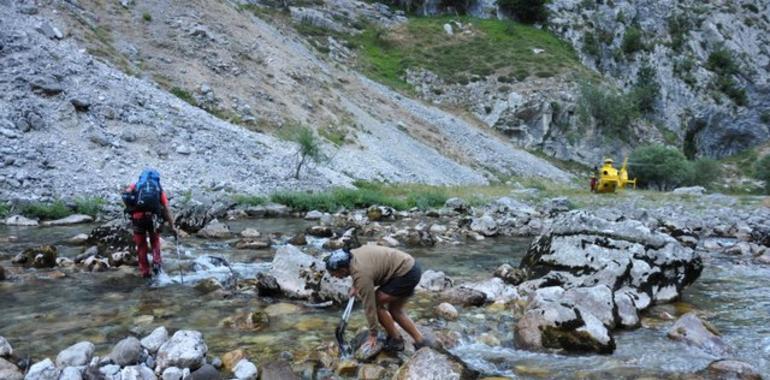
[379,262,422,298]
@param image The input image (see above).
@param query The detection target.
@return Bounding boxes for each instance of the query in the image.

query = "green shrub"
[761,111,770,124]
[667,14,691,51]
[0,203,9,218]
[232,195,267,206]
[406,190,448,209]
[170,87,196,105]
[22,201,72,220]
[621,27,644,56]
[578,81,639,138]
[497,0,548,24]
[279,124,324,179]
[142,12,152,22]
[688,158,723,188]
[706,48,740,76]
[631,63,660,114]
[74,197,105,217]
[715,75,748,106]
[754,155,770,194]
[629,145,694,190]
[582,31,601,58]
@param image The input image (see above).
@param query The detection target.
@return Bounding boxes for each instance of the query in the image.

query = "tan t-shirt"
[350,245,415,332]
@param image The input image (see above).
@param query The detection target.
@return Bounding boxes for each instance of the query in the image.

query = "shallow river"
[1,218,768,379]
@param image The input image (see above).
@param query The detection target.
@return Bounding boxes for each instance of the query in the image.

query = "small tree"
[688,158,723,189]
[629,145,694,191]
[282,125,323,179]
[578,81,638,138]
[754,155,770,194]
[631,63,660,114]
[497,0,548,24]
[621,26,644,56]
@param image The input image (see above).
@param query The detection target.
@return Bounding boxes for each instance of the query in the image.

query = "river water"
[1,219,768,379]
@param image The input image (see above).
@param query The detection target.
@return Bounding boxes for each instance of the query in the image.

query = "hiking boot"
[383,336,404,353]
[413,336,437,351]
[152,263,161,276]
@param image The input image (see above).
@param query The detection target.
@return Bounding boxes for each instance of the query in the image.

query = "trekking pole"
[335,297,355,357]
[174,233,184,284]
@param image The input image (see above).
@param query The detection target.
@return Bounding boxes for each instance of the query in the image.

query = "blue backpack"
[132,169,163,214]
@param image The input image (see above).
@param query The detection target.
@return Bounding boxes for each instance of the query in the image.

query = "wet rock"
[189,364,220,380]
[195,278,224,294]
[109,251,136,267]
[440,287,486,307]
[234,238,271,250]
[305,210,324,220]
[470,214,498,236]
[156,330,208,371]
[703,359,762,380]
[56,341,95,367]
[336,359,359,376]
[0,266,4,281]
[59,367,83,380]
[221,311,269,331]
[288,233,307,245]
[4,215,38,226]
[42,214,93,226]
[393,348,476,380]
[402,229,435,247]
[25,358,60,380]
[322,238,345,250]
[88,219,133,252]
[196,219,231,239]
[358,364,386,380]
[460,278,520,303]
[367,206,394,221]
[667,312,732,357]
[493,264,527,285]
[306,225,333,237]
[613,290,640,328]
[13,245,57,268]
[270,244,350,302]
[161,367,183,380]
[84,255,110,272]
[240,228,261,238]
[221,349,246,372]
[259,361,298,380]
[0,358,22,380]
[141,326,169,354]
[0,336,11,357]
[66,233,89,245]
[234,359,258,380]
[120,364,156,380]
[444,197,469,213]
[434,303,459,321]
[255,273,281,297]
[110,336,143,366]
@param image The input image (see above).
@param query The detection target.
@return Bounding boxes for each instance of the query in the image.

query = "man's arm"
[354,274,378,335]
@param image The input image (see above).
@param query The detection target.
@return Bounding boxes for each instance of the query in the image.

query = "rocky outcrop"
[270,245,351,303]
[515,210,702,354]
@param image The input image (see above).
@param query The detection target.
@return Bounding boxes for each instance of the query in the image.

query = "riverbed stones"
[394,348,476,380]
[704,359,762,380]
[259,360,298,380]
[493,264,527,285]
[4,214,38,226]
[221,349,246,372]
[440,287,486,307]
[156,330,208,372]
[161,367,183,380]
[26,358,60,380]
[470,214,498,236]
[667,312,732,357]
[59,366,83,380]
[120,364,156,380]
[0,357,22,380]
[358,364,386,380]
[270,244,350,302]
[417,270,452,292]
[196,219,231,239]
[13,245,57,268]
[141,327,169,354]
[189,364,220,380]
[0,337,11,357]
[435,303,459,321]
[42,214,93,226]
[233,359,258,380]
[110,336,143,366]
[56,341,95,367]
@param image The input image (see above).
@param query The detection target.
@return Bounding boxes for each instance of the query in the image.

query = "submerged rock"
[156,330,208,372]
[493,264,527,285]
[259,360,298,380]
[393,348,476,380]
[440,287,486,307]
[13,245,57,268]
[434,303,459,321]
[42,214,93,226]
[703,359,762,380]
[221,349,246,372]
[667,312,732,357]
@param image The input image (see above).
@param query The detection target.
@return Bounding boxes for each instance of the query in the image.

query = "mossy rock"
[13,245,58,268]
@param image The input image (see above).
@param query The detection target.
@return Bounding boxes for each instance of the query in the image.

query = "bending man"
[325,245,429,352]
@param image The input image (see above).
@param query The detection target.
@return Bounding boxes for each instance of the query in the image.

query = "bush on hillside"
[578,81,639,137]
[629,145,694,191]
[497,0,548,24]
[754,155,770,194]
[621,27,644,56]
[688,158,723,189]
[440,0,470,14]
[631,63,660,114]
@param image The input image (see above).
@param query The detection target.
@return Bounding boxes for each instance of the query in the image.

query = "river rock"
[196,219,231,239]
[66,233,90,245]
[459,278,519,303]
[141,326,169,354]
[240,228,261,238]
[234,238,271,250]
[444,197,469,213]
[288,233,307,245]
[358,364,386,380]
[367,206,394,221]
[470,214,498,236]
[440,287,486,307]
[42,214,93,226]
[120,364,156,380]
[270,244,350,302]
[161,367,183,380]
[194,278,224,294]
[233,359,258,380]
[305,210,324,220]
[0,337,11,357]
[0,357,22,380]
[0,266,4,281]
[221,349,246,372]
[58,367,83,380]
[88,219,133,252]
[110,336,143,366]
[56,341,94,367]
[99,364,121,379]
[25,358,59,380]
[493,264,527,285]
[703,359,762,380]
[4,215,38,226]
[156,330,208,372]
[417,270,452,292]
[189,364,220,380]
[434,303,459,321]
[259,361,298,380]
[562,285,615,328]
[84,255,110,272]
[13,245,57,268]
[393,348,476,380]
[306,225,333,237]
[667,312,732,357]
[672,186,706,195]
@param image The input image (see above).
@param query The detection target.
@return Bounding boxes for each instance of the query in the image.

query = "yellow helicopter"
[591,157,637,193]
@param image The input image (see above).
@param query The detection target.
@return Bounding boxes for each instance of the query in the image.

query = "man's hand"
[363,332,378,351]
[348,287,357,297]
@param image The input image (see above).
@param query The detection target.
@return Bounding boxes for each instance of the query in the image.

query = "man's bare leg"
[388,296,424,343]
[376,291,401,339]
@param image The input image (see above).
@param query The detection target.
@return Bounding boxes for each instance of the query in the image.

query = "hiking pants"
[132,214,161,275]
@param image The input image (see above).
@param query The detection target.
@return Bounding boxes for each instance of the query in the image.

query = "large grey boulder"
[0,357,23,380]
[196,219,231,239]
[55,341,94,367]
[25,358,60,380]
[470,214,498,237]
[417,270,453,292]
[4,215,38,226]
[42,214,93,226]
[156,330,208,372]
[667,312,732,357]
[393,348,476,380]
[110,336,143,366]
[175,198,235,234]
[270,245,350,303]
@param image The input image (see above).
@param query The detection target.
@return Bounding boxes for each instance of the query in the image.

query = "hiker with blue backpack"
[122,169,178,278]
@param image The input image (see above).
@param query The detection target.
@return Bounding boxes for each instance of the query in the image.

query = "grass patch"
[0,203,9,218]
[22,201,72,220]
[233,194,268,206]
[319,124,348,146]
[170,87,196,105]
[74,197,105,217]
[350,16,581,90]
